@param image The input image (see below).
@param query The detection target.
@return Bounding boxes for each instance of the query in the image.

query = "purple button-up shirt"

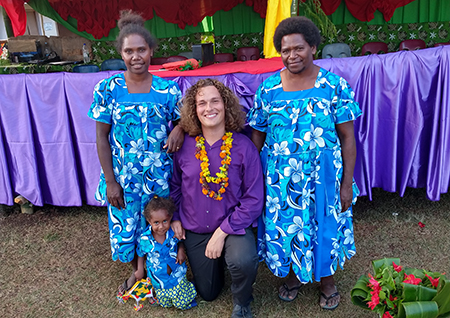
[171,132,264,235]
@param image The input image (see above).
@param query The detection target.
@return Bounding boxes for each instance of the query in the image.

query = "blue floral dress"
[88,73,181,263]
[139,227,197,309]
[247,68,362,283]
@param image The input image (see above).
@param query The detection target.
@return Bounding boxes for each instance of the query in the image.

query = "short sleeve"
[138,233,153,255]
[331,77,362,124]
[247,83,269,133]
[88,78,114,124]
[166,81,182,123]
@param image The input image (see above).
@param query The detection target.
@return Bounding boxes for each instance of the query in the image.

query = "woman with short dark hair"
[248,16,362,310]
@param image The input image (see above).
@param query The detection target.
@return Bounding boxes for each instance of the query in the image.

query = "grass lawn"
[1,187,449,318]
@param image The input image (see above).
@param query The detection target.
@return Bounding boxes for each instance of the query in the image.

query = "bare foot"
[320,276,340,310]
[279,273,302,301]
[118,273,136,295]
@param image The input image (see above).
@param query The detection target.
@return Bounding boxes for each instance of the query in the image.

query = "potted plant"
[351,258,450,318]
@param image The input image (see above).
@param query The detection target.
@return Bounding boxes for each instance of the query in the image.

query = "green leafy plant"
[296,0,337,40]
[351,258,450,318]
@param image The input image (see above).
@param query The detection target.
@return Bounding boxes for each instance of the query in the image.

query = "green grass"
[1,187,449,318]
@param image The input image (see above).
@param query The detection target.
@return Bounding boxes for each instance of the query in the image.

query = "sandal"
[278,283,302,302]
[118,279,131,296]
[320,291,340,310]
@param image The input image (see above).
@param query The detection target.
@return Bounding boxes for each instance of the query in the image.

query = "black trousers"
[184,227,259,306]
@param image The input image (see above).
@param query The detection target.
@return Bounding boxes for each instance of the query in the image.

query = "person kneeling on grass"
[171,79,264,318]
[136,196,197,310]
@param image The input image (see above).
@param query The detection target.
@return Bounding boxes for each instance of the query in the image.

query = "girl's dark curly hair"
[273,16,321,52]
[143,196,177,221]
[180,79,246,136]
[116,10,157,52]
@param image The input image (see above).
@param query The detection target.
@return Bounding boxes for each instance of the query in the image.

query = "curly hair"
[273,16,321,52]
[180,79,246,136]
[143,196,177,222]
[115,10,157,52]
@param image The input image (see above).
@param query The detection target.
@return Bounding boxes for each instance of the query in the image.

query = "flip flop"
[320,291,340,310]
[117,279,130,296]
[278,283,302,302]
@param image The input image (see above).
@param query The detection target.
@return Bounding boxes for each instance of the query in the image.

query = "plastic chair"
[72,65,100,73]
[399,39,426,51]
[100,59,126,71]
[178,51,194,59]
[151,57,168,65]
[361,42,388,55]
[236,47,260,61]
[214,53,234,63]
[434,42,450,47]
[166,55,188,63]
[322,43,351,58]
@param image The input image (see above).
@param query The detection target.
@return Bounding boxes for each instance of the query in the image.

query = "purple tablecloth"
[0,46,449,206]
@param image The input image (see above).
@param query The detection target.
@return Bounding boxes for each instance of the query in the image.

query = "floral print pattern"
[88,73,181,263]
[247,68,362,283]
[139,228,197,309]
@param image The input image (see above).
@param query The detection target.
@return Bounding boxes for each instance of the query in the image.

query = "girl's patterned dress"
[247,68,362,283]
[88,73,181,263]
[139,227,197,309]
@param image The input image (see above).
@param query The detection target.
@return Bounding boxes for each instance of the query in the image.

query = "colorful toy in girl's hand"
[117,278,156,311]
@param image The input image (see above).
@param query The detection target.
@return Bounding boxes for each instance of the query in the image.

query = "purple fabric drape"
[0,46,449,206]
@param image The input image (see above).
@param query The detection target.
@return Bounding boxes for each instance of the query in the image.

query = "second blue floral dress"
[247,68,362,283]
[88,73,181,263]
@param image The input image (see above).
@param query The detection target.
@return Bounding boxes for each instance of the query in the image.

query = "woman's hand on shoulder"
[164,125,184,153]
[171,220,185,240]
[106,180,125,210]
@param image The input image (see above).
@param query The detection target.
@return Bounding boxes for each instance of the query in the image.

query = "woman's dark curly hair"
[116,10,157,52]
[273,16,321,52]
[143,196,176,221]
[180,79,246,136]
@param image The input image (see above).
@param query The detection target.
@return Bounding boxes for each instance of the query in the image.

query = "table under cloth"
[0,47,449,206]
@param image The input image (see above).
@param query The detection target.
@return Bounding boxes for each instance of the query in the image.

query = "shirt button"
[207,225,209,228]
[206,210,209,213]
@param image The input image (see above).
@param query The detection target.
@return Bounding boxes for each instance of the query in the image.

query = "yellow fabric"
[263,0,293,58]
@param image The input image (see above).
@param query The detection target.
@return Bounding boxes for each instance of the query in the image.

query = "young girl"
[136,196,197,310]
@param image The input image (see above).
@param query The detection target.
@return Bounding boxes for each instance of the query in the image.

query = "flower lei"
[195,132,233,201]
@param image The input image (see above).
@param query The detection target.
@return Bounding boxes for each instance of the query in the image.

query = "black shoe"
[231,304,253,318]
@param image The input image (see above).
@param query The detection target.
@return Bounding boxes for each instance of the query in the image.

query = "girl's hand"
[171,220,185,240]
[164,125,184,153]
[106,180,125,210]
[176,247,186,264]
[135,268,145,281]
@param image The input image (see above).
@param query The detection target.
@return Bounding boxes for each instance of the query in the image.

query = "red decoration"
[1,0,417,39]
[319,0,416,22]
[0,0,27,37]
[47,0,267,39]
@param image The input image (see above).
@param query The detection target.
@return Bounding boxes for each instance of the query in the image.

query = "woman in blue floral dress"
[248,17,362,310]
[88,11,184,295]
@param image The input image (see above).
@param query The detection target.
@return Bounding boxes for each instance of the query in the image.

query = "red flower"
[367,292,380,310]
[425,274,440,288]
[418,222,425,228]
[389,294,398,301]
[393,262,403,273]
[403,273,422,285]
[368,273,381,292]
[382,312,394,318]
